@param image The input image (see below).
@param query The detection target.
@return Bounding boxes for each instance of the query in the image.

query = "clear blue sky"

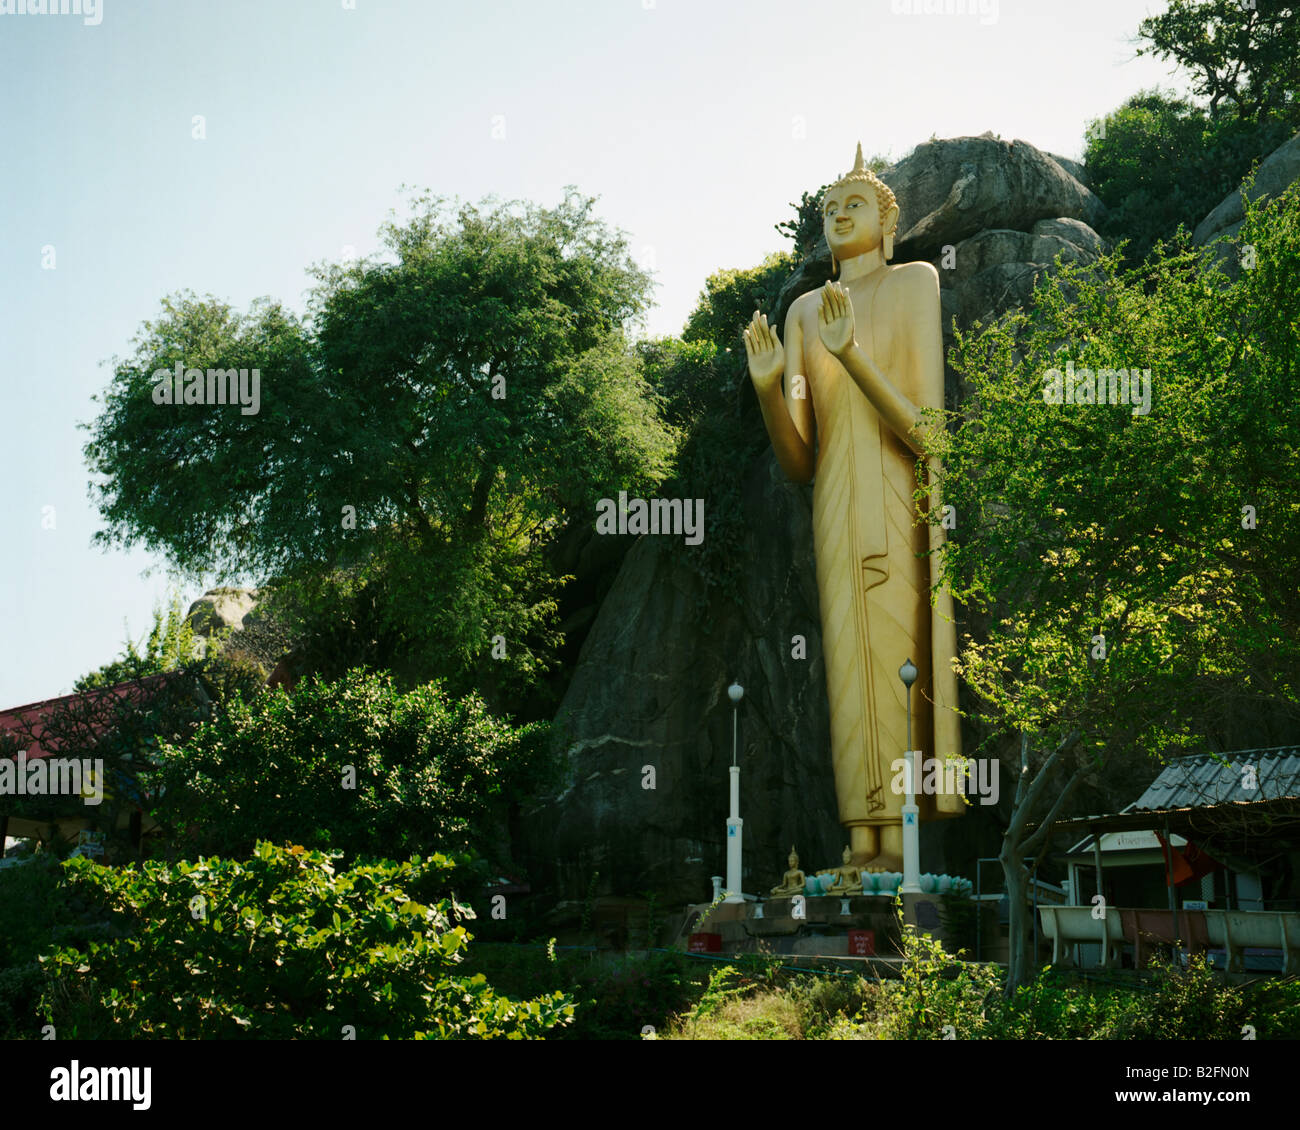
[0,0,1180,707]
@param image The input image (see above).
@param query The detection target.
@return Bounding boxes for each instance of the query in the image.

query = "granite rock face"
[520,453,842,909]
[883,134,1105,261]
[184,588,292,675]
[517,136,1107,909]
[941,217,1103,327]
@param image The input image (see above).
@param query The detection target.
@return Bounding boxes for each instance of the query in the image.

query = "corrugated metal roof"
[1133,747,1300,811]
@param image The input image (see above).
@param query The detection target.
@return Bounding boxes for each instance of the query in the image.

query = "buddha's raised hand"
[744,310,784,397]
[817,280,855,358]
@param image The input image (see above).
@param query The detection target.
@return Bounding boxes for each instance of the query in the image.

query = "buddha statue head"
[788,847,799,868]
[823,142,899,275]
[841,845,853,866]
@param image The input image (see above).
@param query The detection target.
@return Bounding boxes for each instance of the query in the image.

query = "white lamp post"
[899,659,922,896]
[724,681,745,902]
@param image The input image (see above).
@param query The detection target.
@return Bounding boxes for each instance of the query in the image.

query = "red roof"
[0,674,171,760]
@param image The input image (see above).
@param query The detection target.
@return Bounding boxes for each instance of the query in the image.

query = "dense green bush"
[988,957,1300,1040]
[38,843,573,1039]
[681,253,794,354]
[874,923,1002,1039]
[848,922,1300,1039]
[153,667,554,863]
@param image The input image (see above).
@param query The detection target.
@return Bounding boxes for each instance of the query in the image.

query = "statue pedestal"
[680,892,950,959]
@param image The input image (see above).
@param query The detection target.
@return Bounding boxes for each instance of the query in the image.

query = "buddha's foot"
[863,852,904,873]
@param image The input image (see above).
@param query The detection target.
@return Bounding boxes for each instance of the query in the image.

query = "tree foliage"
[928,187,1300,990]
[937,188,1300,749]
[1136,0,1300,119]
[1084,88,1299,265]
[682,253,794,352]
[1087,3,1300,265]
[83,191,677,701]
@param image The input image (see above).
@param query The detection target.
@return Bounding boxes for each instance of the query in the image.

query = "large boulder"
[883,134,1105,261]
[184,588,292,674]
[940,217,1104,327]
[774,138,1103,327]
[1047,152,1089,186]
[185,588,258,636]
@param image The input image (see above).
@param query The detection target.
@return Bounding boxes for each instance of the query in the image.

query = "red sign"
[688,932,722,953]
[848,929,875,956]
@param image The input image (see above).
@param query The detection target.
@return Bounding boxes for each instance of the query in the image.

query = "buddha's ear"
[831,253,838,277]
[882,204,900,260]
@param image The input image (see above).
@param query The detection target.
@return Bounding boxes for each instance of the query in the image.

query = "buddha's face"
[788,852,798,868]
[842,847,852,865]
[823,182,893,260]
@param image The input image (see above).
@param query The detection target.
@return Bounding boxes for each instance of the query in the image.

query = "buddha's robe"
[795,278,963,828]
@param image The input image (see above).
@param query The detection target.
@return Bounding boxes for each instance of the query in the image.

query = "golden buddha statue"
[770,847,806,898]
[745,144,963,873]
[819,845,864,896]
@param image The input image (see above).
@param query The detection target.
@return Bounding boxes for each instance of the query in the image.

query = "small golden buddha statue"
[770,847,806,897]
[820,845,864,895]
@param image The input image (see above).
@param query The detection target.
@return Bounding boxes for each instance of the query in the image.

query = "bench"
[1203,910,1300,975]
[1038,905,1125,968]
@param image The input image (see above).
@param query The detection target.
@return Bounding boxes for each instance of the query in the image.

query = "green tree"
[1136,0,1300,120]
[83,191,677,702]
[1084,88,1298,265]
[152,667,552,865]
[682,253,794,352]
[928,187,1300,993]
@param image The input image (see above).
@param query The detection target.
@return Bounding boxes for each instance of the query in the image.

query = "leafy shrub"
[153,668,554,863]
[875,919,1002,1039]
[38,842,573,1039]
[987,956,1300,1040]
[788,971,882,1039]
[667,964,803,1040]
[661,956,883,1041]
